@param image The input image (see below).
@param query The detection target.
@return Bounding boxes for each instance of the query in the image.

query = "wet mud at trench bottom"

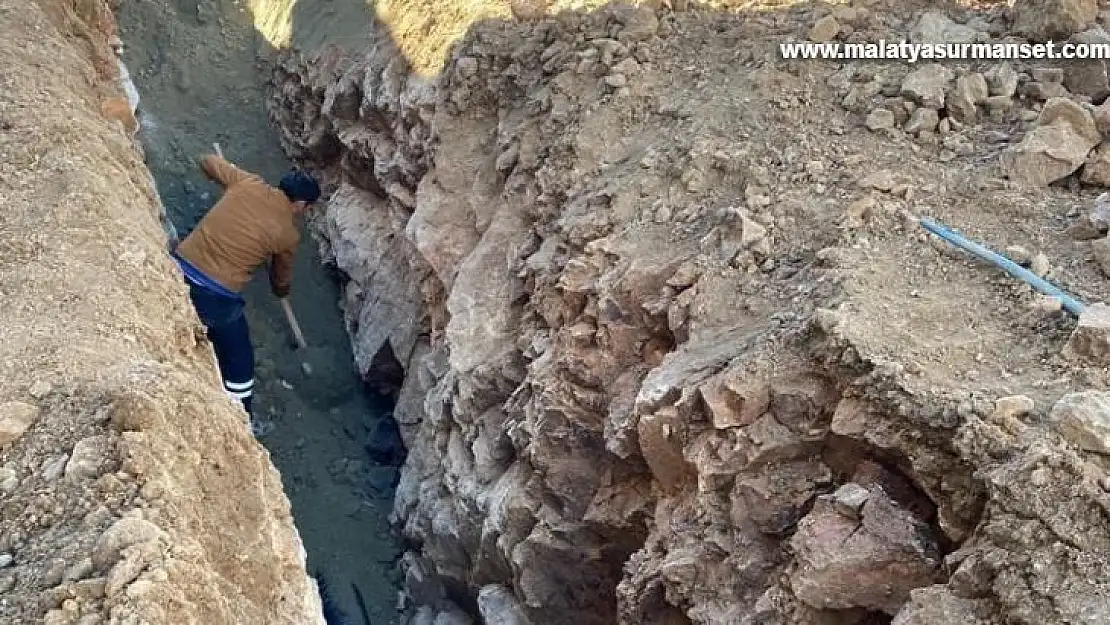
[114,0,402,622]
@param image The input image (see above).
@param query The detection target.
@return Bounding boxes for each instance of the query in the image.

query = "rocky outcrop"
[269,2,1110,625]
[0,1,324,624]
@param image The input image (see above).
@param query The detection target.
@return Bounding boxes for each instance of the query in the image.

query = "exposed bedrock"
[268,2,1110,624]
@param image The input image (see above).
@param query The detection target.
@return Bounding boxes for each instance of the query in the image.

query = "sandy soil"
[115,0,401,622]
[0,1,325,623]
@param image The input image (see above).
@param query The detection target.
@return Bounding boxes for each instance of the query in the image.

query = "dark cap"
[278,169,321,203]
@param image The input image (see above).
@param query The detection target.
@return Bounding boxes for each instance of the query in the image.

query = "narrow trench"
[113,1,402,623]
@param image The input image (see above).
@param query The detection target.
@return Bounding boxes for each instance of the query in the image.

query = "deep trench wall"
[0,1,324,624]
[270,1,1110,624]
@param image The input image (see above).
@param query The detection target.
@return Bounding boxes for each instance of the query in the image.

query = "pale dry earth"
[0,1,326,624]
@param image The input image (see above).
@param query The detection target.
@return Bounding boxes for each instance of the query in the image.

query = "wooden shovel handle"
[280,297,308,349]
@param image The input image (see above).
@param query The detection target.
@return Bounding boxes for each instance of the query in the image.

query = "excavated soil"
[267,0,1110,623]
[0,1,325,624]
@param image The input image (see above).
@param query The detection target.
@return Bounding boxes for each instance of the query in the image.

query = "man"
[172,152,320,421]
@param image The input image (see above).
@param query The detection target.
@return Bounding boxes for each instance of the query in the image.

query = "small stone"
[700,377,770,429]
[667,262,701,288]
[991,395,1034,434]
[832,482,871,518]
[860,170,895,191]
[809,16,841,42]
[1030,253,1051,277]
[654,204,672,222]
[1031,295,1065,314]
[740,214,768,249]
[904,108,939,134]
[604,73,628,88]
[42,454,68,482]
[1082,143,1110,187]
[993,395,1035,419]
[0,554,11,568]
[42,558,67,587]
[942,134,975,156]
[983,95,1014,111]
[986,63,1019,97]
[1092,237,1110,276]
[0,467,16,494]
[28,381,52,399]
[65,436,111,482]
[1065,59,1110,101]
[1005,245,1033,264]
[1051,391,1110,454]
[1001,99,1101,187]
[1070,212,1110,240]
[1033,67,1066,84]
[456,56,479,78]
[866,108,895,131]
[0,401,40,446]
[1063,302,1110,364]
[64,558,95,583]
[910,11,980,44]
[948,73,990,123]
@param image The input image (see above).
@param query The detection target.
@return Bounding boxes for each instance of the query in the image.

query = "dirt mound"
[267,0,1110,623]
[0,1,323,624]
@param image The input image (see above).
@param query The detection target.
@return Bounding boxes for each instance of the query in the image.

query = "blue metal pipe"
[918,217,1087,316]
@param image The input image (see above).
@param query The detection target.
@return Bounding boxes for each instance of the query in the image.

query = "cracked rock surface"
[268,1,1110,624]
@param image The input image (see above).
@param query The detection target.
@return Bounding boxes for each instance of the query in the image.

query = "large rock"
[1050,391,1110,454]
[1013,0,1098,41]
[901,64,954,109]
[445,202,528,375]
[1000,98,1100,187]
[789,487,942,614]
[1067,29,1110,100]
[1040,97,1101,144]
[320,184,429,379]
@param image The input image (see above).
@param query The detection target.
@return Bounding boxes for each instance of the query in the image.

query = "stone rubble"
[265,1,1110,624]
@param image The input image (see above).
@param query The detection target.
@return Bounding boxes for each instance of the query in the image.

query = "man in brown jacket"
[172,153,320,425]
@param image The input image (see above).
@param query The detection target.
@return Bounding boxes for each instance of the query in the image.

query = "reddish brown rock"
[789,488,942,614]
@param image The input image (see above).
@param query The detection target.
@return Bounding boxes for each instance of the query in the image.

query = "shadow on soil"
[115,1,402,623]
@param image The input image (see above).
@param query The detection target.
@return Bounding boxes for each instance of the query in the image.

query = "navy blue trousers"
[187,281,255,415]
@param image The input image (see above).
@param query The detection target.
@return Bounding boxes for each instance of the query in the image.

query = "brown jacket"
[175,155,298,297]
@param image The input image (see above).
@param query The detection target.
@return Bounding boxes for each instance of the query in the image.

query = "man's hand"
[269,250,294,299]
